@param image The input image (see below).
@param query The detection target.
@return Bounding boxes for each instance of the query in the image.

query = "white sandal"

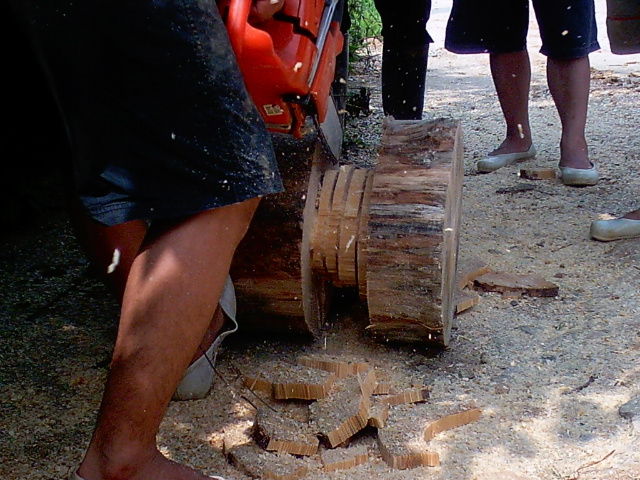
[590,217,640,241]
[172,275,238,401]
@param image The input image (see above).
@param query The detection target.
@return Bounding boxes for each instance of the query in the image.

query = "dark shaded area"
[3,4,72,231]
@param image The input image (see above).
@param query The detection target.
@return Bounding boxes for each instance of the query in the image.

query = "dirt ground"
[2,1,640,479]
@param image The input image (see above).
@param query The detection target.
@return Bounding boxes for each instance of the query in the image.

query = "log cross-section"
[364,118,463,346]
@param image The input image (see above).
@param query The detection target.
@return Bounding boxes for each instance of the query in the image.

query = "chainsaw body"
[219,0,344,140]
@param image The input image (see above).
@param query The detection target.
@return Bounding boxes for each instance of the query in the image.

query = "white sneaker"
[173,276,238,401]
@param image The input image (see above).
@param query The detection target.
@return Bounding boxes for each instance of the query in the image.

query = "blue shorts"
[445,0,600,59]
[14,0,283,226]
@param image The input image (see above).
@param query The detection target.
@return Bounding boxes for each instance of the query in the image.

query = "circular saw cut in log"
[230,118,463,347]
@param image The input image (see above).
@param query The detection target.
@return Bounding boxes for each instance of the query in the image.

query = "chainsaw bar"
[315,93,343,163]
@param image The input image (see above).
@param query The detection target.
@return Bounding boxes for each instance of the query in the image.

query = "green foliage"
[347,0,381,59]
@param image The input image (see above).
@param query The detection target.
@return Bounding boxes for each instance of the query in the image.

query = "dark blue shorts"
[15,0,283,226]
[445,0,600,59]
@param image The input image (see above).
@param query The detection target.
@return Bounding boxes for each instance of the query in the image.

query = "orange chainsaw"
[218,0,346,160]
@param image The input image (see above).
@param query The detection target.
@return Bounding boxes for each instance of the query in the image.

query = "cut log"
[364,118,464,346]
[225,442,309,480]
[320,445,369,472]
[231,138,336,336]
[254,408,319,456]
[474,272,559,297]
[230,119,464,345]
[309,368,377,447]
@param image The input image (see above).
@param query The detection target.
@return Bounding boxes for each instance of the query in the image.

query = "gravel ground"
[2,1,640,479]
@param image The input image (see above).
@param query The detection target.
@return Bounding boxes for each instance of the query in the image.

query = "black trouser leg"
[381,41,429,119]
[374,0,432,120]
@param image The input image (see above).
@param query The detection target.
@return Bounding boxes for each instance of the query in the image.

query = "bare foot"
[488,137,532,156]
[558,138,591,169]
[78,449,227,480]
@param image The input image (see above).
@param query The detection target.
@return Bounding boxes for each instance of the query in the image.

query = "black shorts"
[445,0,600,59]
[374,0,433,46]
[14,0,283,226]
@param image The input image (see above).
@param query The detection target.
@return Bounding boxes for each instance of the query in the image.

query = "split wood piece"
[368,398,390,428]
[338,168,369,287]
[310,166,372,289]
[377,404,440,469]
[456,256,490,289]
[519,168,558,180]
[381,387,430,406]
[365,118,464,346]
[309,368,377,447]
[320,445,369,472]
[474,272,559,297]
[244,361,336,400]
[311,168,339,272]
[455,289,479,314]
[423,408,482,442]
[297,355,370,380]
[225,442,309,480]
[323,165,355,284]
[254,408,319,456]
[357,171,375,300]
[231,138,336,336]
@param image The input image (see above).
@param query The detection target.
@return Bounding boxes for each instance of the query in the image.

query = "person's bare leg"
[70,204,223,364]
[68,199,148,299]
[76,198,260,480]
[488,50,533,155]
[547,56,591,169]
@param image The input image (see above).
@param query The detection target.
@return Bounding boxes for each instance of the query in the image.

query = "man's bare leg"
[488,50,533,155]
[70,206,224,364]
[68,199,148,299]
[76,198,260,480]
[547,56,592,169]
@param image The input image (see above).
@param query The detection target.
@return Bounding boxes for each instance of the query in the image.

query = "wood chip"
[377,404,440,469]
[474,272,559,297]
[254,408,319,456]
[519,168,558,180]
[225,443,309,480]
[310,369,377,447]
[381,387,430,406]
[297,355,370,380]
[455,289,479,313]
[244,361,336,400]
[320,445,369,472]
[423,408,481,441]
[378,405,480,470]
[368,398,390,428]
[372,381,392,395]
[456,256,490,289]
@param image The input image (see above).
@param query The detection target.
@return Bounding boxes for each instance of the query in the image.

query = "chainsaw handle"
[226,0,252,57]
